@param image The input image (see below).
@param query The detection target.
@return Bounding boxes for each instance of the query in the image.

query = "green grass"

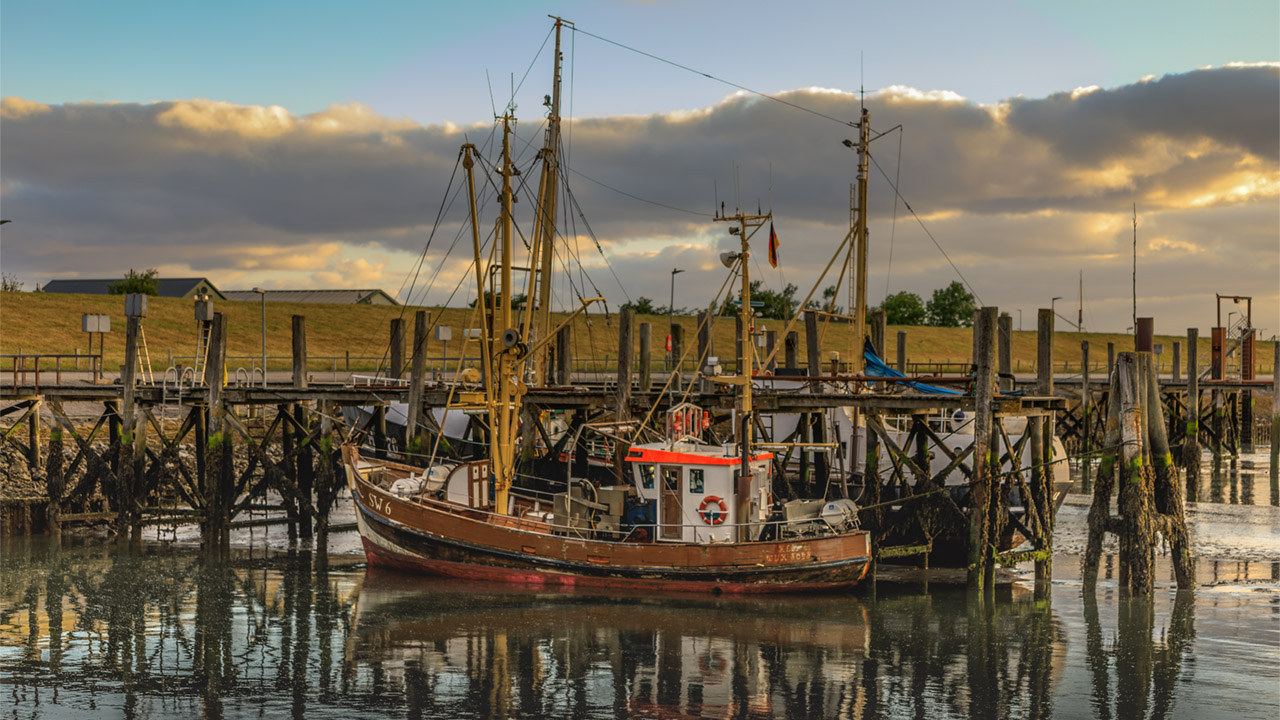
[0,291,1270,376]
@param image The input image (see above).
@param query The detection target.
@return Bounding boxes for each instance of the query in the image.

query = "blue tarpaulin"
[862,339,965,396]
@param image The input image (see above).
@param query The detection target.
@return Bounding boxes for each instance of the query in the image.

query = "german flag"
[767,222,780,268]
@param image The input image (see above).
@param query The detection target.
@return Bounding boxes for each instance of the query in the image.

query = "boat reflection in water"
[347,570,874,718]
[4,540,1272,719]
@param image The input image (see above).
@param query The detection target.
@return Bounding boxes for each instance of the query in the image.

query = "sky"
[1,0,1277,336]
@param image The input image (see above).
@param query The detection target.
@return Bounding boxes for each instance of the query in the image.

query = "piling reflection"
[1082,589,1196,720]
[0,540,1254,719]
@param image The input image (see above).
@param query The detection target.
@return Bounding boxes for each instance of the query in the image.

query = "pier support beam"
[389,318,405,379]
[406,310,428,457]
[555,325,572,385]
[998,313,1013,393]
[1271,341,1279,501]
[638,322,652,393]
[1081,341,1092,490]
[968,306,997,589]
[1182,329,1201,502]
[1032,308,1055,582]
[202,313,231,554]
[1083,352,1194,594]
[616,308,634,419]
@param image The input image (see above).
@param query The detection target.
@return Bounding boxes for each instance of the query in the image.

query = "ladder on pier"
[193,321,212,384]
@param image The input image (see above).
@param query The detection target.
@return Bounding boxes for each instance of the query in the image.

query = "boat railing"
[401,487,859,543]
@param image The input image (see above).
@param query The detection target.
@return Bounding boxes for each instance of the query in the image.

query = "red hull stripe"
[361,536,867,595]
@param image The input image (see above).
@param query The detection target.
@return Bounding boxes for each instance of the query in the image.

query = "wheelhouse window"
[638,464,656,490]
[689,468,705,494]
[662,467,680,492]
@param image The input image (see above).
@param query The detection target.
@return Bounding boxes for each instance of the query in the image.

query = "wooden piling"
[1081,340,1092,489]
[638,322,652,392]
[295,404,314,540]
[869,309,886,358]
[1271,341,1279,499]
[203,313,230,552]
[1107,342,1115,376]
[784,331,798,370]
[805,311,820,384]
[968,306,997,589]
[45,416,64,539]
[765,330,776,373]
[280,402,298,542]
[120,314,144,542]
[896,331,907,374]
[1083,351,1193,594]
[389,318,405,379]
[998,313,1013,393]
[314,399,334,548]
[1172,341,1181,384]
[1182,329,1200,501]
[1033,308,1055,581]
[555,325,572,385]
[617,308,634,419]
[670,324,685,388]
[406,310,428,456]
[696,310,712,393]
[1140,353,1194,588]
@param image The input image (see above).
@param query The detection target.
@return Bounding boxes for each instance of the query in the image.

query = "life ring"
[698,496,728,525]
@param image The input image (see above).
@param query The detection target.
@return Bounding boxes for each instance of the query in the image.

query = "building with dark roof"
[222,289,399,305]
[41,277,225,300]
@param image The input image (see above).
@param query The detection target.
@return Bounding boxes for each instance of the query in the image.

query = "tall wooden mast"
[531,17,566,383]
[851,107,871,373]
[714,210,770,459]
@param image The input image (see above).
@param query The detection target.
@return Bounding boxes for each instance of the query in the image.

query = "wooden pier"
[3,304,1274,592]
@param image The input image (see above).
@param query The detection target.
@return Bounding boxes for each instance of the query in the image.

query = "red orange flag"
[767,222,779,268]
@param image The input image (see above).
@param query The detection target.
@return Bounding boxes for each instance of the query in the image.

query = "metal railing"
[2,353,105,389]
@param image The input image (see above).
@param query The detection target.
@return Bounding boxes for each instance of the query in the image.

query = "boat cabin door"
[660,465,682,540]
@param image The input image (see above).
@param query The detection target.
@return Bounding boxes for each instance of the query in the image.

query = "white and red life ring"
[698,496,728,525]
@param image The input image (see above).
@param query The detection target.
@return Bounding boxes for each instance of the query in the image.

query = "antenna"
[1132,203,1137,333]
[486,69,498,118]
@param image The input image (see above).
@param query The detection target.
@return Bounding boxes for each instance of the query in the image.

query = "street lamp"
[252,287,267,388]
[669,268,684,368]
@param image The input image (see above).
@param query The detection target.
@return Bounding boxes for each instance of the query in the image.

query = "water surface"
[2,539,1276,719]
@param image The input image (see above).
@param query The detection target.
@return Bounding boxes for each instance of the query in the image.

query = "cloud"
[1,63,1276,333]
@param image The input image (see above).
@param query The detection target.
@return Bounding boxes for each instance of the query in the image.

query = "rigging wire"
[868,151,984,306]
[884,126,904,302]
[570,26,859,129]
[563,180,632,304]
[567,166,711,217]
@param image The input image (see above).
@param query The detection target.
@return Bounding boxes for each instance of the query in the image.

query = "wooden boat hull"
[346,450,871,594]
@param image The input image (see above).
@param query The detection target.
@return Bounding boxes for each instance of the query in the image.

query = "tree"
[469,291,527,309]
[620,297,658,315]
[879,291,926,326]
[1,274,22,292]
[108,268,160,295]
[731,280,797,320]
[926,281,976,327]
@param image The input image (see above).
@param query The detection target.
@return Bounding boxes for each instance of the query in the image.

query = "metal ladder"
[193,320,212,384]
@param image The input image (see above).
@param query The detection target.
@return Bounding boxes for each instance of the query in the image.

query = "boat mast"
[531,17,566,383]
[714,210,770,460]
[463,118,523,515]
[852,107,871,374]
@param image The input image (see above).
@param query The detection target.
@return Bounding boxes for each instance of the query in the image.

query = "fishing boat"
[342,18,871,594]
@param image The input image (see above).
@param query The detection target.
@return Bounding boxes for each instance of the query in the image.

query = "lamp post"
[669,268,684,369]
[252,287,267,388]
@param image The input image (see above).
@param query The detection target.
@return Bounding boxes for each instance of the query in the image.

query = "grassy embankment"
[0,291,1270,377]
